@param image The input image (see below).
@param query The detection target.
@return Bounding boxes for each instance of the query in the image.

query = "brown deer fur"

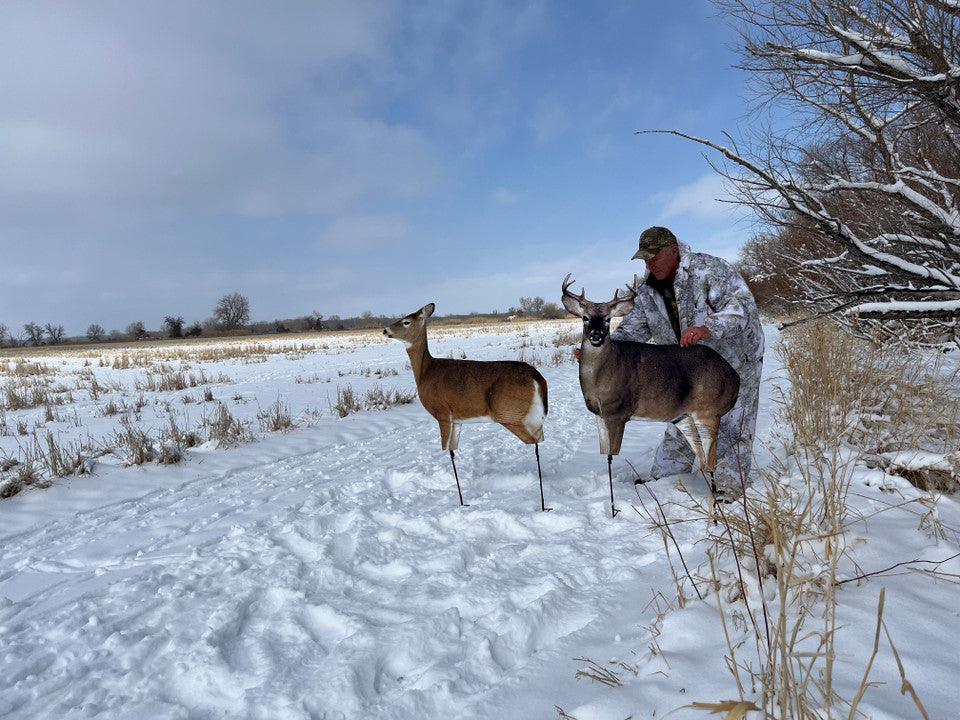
[384,304,547,450]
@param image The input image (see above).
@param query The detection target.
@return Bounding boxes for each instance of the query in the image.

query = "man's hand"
[573,347,581,363]
[680,326,711,347]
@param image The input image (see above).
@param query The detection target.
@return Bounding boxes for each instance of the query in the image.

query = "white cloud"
[319,215,411,248]
[0,2,437,218]
[653,173,738,223]
[492,188,520,205]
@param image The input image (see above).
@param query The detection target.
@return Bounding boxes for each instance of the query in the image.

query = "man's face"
[644,244,680,281]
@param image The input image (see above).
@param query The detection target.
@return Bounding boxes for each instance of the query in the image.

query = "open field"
[1,321,958,719]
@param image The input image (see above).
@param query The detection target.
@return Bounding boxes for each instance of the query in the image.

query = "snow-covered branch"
[656,1,960,342]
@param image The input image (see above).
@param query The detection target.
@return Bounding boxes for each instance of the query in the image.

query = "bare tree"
[213,293,251,328]
[519,296,546,316]
[0,323,7,347]
[649,0,960,344]
[163,315,185,339]
[44,324,65,344]
[23,322,44,346]
[126,321,147,340]
[86,324,105,342]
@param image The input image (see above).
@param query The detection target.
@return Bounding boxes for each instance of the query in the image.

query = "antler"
[561,273,587,304]
[606,282,637,306]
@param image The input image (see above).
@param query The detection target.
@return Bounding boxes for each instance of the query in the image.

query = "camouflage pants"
[650,358,762,488]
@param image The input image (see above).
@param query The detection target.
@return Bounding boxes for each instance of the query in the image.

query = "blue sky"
[1,1,760,334]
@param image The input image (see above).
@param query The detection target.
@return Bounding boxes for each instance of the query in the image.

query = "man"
[588,226,765,496]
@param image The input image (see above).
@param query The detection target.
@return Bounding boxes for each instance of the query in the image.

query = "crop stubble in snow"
[1,322,957,719]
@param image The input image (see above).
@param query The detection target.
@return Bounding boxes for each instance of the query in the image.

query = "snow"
[1,322,959,719]
[847,298,960,315]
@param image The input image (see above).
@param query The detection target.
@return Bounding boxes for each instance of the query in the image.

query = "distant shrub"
[541,302,564,319]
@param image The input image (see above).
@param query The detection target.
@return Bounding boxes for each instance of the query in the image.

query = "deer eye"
[402,320,412,327]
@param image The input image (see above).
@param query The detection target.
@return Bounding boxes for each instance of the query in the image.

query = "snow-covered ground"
[1,322,958,719]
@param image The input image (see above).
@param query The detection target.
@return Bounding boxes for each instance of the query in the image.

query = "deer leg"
[535,444,552,512]
[439,419,467,506]
[501,423,550,511]
[679,415,707,468]
[595,415,610,454]
[604,417,626,456]
[607,454,619,518]
[439,418,452,451]
[449,449,467,507]
[448,421,462,451]
[598,418,625,518]
[699,415,721,473]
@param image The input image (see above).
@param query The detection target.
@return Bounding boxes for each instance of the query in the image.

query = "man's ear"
[421,303,435,317]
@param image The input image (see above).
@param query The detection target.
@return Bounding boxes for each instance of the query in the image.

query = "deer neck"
[405,330,433,382]
[579,334,613,377]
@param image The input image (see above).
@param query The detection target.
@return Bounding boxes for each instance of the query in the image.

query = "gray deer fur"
[561,274,740,475]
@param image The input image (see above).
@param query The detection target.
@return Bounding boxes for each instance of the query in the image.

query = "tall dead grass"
[635,322,939,718]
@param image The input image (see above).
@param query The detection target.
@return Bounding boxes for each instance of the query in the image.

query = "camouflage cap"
[631,226,678,260]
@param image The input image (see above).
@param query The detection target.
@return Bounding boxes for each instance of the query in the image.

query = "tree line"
[0,292,568,348]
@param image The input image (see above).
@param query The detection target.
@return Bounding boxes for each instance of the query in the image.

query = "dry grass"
[624,321,942,718]
[780,322,960,492]
[331,383,418,417]
[257,399,294,432]
[0,359,56,377]
[548,348,569,367]
[332,385,362,418]
[40,431,88,477]
[363,385,417,411]
[712,322,942,717]
[0,458,43,498]
[552,328,579,347]
[516,347,543,367]
[2,377,67,411]
[155,412,202,464]
[114,416,155,465]
[134,367,231,393]
[204,402,252,446]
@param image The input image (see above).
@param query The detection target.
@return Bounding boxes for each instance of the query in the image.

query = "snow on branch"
[846,299,960,319]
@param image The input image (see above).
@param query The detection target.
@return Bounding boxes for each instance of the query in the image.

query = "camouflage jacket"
[611,244,764,373]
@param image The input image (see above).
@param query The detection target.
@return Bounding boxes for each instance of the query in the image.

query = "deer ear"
[610,295,635,318]
[421,303,435,317]
[561,294,583,317]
